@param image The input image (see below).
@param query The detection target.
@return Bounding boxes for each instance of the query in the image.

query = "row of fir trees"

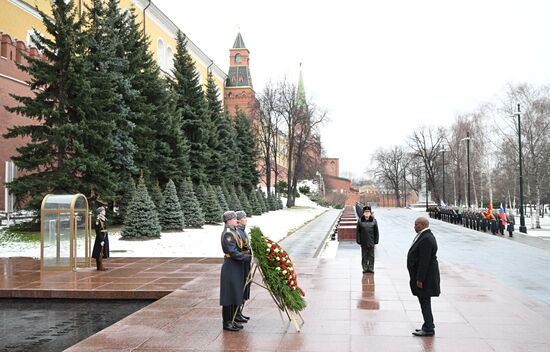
[4,0,260,223]
[121,176,283,238]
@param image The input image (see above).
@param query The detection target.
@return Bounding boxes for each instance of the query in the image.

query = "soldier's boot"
[231,305,244,328]
[222,306,239,332]
[237,305,250,321]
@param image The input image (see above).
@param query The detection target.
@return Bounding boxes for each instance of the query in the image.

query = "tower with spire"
[224,32,256,120]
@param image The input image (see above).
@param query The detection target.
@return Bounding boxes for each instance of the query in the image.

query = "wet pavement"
[280,208,341,257]
[62,207,550,351]
[2,207,550,351]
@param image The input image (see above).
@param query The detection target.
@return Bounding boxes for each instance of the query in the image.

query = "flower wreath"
[249,226,306,312]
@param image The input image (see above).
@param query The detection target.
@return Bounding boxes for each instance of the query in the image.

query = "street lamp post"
[403,169,407,208]
[461,133,472,208]
[439,146,448,205]
[516,104,527,233]
[467,132,471,208]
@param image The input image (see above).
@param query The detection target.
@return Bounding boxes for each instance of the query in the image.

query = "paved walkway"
[60,207,550,351]
[2,208,550,351]
[280,208,341,258]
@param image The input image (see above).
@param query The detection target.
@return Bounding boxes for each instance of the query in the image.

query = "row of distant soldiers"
[429,206,515,237]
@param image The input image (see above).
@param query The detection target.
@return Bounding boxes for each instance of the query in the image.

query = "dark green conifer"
[178,179,205,228]
[158,179,184,231]
[203,185,223,224]
[122,175,161,238]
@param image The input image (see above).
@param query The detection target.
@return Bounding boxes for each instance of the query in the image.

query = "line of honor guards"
[429,206,516,237]
[220,210,253,332]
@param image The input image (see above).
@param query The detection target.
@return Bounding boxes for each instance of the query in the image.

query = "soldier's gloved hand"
[100,241,104,246]
[244,255,252,263]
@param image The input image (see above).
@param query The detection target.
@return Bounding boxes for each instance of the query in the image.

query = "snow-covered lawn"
[0,195,328,258]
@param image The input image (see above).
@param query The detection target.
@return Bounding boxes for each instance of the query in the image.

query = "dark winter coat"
[356,216,379,247]
[237,225,251,301]
[91,217,109,259]
[507,214,515,232]
[220,225,251,306]
[407,229,440,297]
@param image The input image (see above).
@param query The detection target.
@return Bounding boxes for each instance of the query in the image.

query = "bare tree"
[256,82,280,194]
[407,126,446,201]
[372,146,411,206]
[496,83,550,228]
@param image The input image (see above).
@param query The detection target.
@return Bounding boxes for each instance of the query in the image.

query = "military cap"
[97,206,106,213]
[223,211,237,222]
[236,210,247,220]
[363,206,372,212]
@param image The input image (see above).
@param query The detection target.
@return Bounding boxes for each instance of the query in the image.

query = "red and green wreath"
[250,226,306,312]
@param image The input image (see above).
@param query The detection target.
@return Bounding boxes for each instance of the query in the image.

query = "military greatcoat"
[237,225,252,301]
[220,225,251,306]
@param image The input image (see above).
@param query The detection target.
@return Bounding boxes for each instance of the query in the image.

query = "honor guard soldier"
[220,211,252,332]
[91,206,110,271]
[236,210,251,322]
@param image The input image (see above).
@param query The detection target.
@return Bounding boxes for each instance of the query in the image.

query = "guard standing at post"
[220,211,252,332]
[236,210,251,322]
[91,206,109,271]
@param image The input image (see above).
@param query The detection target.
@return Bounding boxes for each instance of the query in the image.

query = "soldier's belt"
[224,253,231,258]
[100,230,108,232]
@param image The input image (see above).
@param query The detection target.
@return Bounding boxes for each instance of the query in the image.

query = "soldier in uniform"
[220,211,252,332]
[236,210,251,322]
[91,206,109,271]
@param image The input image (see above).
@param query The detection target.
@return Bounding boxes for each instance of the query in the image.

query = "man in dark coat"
[408,217,440,336]
[91,206,109,271]
[356,206,379,273]
[236,210,251,322]
[220,211,252,332]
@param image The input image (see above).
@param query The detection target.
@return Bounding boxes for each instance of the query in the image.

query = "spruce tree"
[204,70,223,185]
[222,182,232,207]
[203,185,223,224]
[219,112,240,186]
[116,175,136,223]
[194,183,208,211]
[216,185,229,211]
[178,179,205,228]
[158,179,185,231]
[171,31,208,184]
[234,110,260,190]
[268,191,278,211]
[250,189,263,215]
[227,184,242,211]
[150,180,164,210]
[237,185,253,215]
[256,189,267,213]
[122,176,161,238]
[3,0,112,209]
[120,9,181,184]
[85,0,136,198]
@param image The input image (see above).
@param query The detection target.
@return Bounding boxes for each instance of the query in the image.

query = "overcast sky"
[154,0,550,178]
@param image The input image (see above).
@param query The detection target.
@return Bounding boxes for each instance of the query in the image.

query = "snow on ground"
[0,195,327,258]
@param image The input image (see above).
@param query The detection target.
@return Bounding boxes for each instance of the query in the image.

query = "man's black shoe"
[235,316,247,323]
[233,322,243,329]
[223,323,240,332]
[412,330,434,336]
[238,313,250,320]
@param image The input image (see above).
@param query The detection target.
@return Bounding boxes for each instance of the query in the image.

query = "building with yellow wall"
[0,0,226,89]
[0,0,227,212]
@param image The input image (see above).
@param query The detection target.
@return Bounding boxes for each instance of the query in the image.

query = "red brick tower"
[224,32,256,120]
